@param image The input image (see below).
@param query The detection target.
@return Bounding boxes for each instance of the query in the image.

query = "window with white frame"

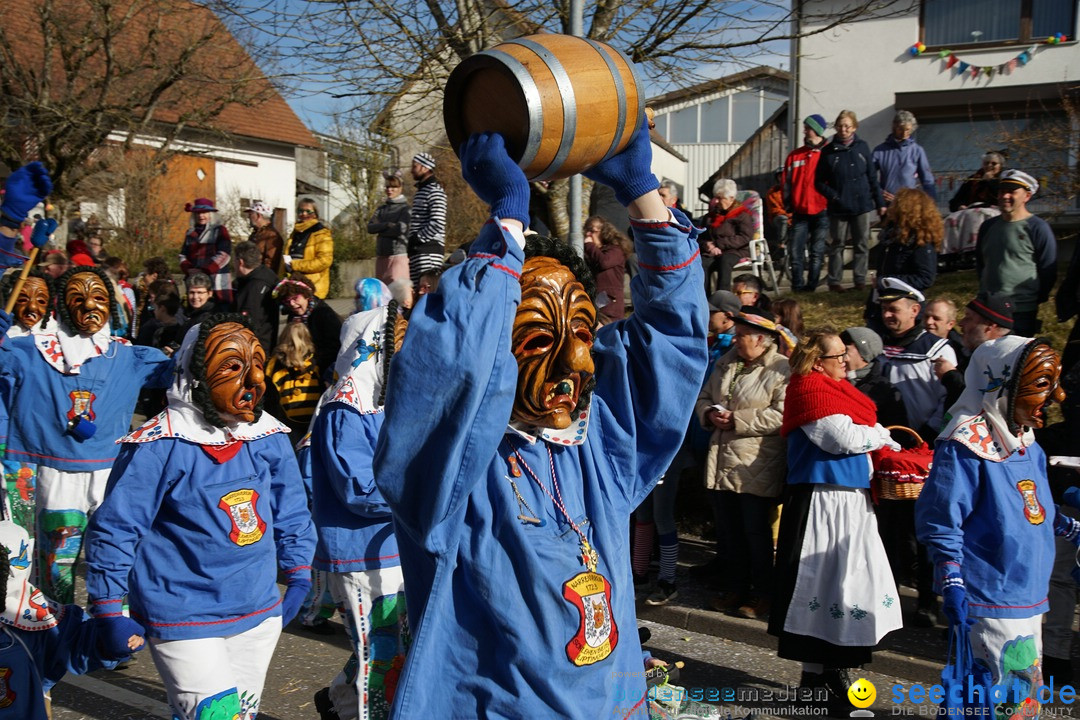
[654,87,786,146]
[921,0,1076,47]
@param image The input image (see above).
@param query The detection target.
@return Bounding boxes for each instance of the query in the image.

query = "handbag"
[940,623,995,716]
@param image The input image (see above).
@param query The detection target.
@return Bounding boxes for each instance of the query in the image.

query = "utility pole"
[568,0,584,256]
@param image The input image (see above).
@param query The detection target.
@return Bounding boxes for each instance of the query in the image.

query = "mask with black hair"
[186,313,267,427]
[55,265,121,335]
[0,270,51,331]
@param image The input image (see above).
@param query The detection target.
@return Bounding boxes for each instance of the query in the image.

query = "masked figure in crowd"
[83,314,315,720]
[373,120,707,717]
[917,336,1080,719]
[0,266,174,603]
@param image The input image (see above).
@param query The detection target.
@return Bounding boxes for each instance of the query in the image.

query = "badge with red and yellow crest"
[0,667,14,708]
[67,391,96,421]
[218,489,266,546]
[562,571,618,666]
[1016,480,1046,525]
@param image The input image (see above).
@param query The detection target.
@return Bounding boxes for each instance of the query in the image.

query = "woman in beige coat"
[696,307,791,620]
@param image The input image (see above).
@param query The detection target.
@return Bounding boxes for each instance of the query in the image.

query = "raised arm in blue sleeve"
[915,441,978,584]
[590,209,708,508]
[132,345,175,389]
[373,221,523,554]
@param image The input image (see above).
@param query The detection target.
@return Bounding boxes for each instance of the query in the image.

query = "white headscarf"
[940,335,1038,461]
[121,322,287,446]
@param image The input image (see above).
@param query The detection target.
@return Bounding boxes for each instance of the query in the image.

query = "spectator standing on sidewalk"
[407,152,447,285]
[783,115,830,293]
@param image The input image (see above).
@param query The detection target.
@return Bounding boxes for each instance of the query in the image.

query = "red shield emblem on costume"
[0,667,14,708]
[218,489,267,546]
[67,390,96,421]
[562,571,618,666]
[1017,479,1046,525]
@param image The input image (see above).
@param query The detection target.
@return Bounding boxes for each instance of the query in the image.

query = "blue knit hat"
[804,114,828,136]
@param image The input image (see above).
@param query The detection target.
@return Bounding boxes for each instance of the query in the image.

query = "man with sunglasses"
[285,198,333,298]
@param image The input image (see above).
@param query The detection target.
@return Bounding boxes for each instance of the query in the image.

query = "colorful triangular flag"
[946,54,959,69]
[958,61,969,73]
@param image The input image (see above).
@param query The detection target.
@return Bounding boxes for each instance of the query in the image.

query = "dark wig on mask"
[1006,337,1056,434]
[521,234,598,420]
[55,265,122,333]
[0,269,52,330]
[0,542,9,614]
[188,313,265,428]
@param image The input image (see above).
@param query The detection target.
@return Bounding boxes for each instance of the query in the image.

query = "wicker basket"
[871,426,934,502]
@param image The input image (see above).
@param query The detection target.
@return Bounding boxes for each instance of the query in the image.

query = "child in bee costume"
[83,314,316,720]
[0,265,174,603]
[0,520,133,720]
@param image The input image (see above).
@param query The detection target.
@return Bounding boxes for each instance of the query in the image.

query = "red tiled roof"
[4,0,318,149]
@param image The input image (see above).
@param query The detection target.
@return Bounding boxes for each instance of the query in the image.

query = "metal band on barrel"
[612,46,646,137]
[583,39,627,164]
[478,49,545,170]
[505,38,577,182]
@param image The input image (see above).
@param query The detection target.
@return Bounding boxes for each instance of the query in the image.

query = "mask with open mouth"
[512,256,597,430]
[13,276,50,331]
[204,322,266,423]
[64,271,110,335]
[1011,342,1065,431]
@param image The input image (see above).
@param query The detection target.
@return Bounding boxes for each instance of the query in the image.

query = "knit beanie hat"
[804,114,828,136]
[413,152,436,171]
[841,326,883,363]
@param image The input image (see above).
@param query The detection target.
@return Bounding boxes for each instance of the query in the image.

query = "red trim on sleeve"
[637,248,701,272]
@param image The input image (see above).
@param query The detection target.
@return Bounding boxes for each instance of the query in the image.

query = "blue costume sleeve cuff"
[466,219,525,277]
[630,209,700,272]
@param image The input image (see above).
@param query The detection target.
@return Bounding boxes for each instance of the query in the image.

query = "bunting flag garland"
[903,38,1066,80]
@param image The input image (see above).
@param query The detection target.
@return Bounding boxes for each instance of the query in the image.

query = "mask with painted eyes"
[1012,343,1065,431]
[64,272,110,335]
[511,257,597,430]
[204,322,266,422]
[13,277,49,331]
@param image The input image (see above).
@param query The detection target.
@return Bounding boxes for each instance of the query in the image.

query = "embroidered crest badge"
[562,571,618,666]
[0,668,13,709]
[1016,480,1046,525]
[218,489,267,546]
[67,390,96,421]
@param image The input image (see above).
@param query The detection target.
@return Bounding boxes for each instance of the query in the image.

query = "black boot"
[1044,655,1074,685]
[314,687,341,720]
[822,667,857,717]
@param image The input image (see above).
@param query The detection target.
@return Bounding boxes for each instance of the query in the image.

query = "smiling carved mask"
[511,256,597,430]
[64,272,110,336]
[204,322,266,423]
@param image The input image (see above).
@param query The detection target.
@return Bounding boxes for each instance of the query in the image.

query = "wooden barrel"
[443,34,644,182]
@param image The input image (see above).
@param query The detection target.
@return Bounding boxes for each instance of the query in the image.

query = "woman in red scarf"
[767,329,902,715]
[700,179,753,293]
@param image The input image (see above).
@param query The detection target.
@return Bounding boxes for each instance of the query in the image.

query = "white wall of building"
[797,2,1079,148]
[651,143,689,204]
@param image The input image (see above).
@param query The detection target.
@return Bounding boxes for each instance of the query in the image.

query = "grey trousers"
[826,211,874,287]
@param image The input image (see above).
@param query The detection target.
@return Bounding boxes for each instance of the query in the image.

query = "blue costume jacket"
[310,405,398,573]
[0,608,115,720]
[0,336,172,471]
[84,433,316,640]
[916,440,1056,618]
[373,213,707,719]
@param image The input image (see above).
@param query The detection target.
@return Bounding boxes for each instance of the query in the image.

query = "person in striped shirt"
[407,152,447,285]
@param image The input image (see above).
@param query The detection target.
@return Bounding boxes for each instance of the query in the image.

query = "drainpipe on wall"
[790,0,802,155]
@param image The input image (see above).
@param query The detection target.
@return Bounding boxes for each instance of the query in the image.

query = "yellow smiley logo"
[848,677,876,708]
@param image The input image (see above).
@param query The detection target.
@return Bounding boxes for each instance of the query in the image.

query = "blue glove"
[280,576,312,626]
[582,114,659,206]
[1,162,52,225]
[1055,507,1080,546]
[94,615,145,660]
[459,133,530,227]
[0,311,12,338]
[941,576,967,627]
[1064,486,1080,510]
[30,217,57,249]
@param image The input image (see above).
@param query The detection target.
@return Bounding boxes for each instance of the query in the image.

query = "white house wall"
[650,144,689,204]
[105,131,300,229]
[797,2,1080,149]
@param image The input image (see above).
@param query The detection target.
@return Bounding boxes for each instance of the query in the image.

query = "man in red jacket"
[783,115,830,292]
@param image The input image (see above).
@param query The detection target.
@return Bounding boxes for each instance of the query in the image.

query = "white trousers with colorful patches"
[148,615,282,720]
[35,466,111,604]
[970,614,1043,719]
[326,567,408,720]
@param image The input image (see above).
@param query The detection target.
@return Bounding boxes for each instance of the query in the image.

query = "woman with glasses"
[285,199,334,299]
[768,329,902,716]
